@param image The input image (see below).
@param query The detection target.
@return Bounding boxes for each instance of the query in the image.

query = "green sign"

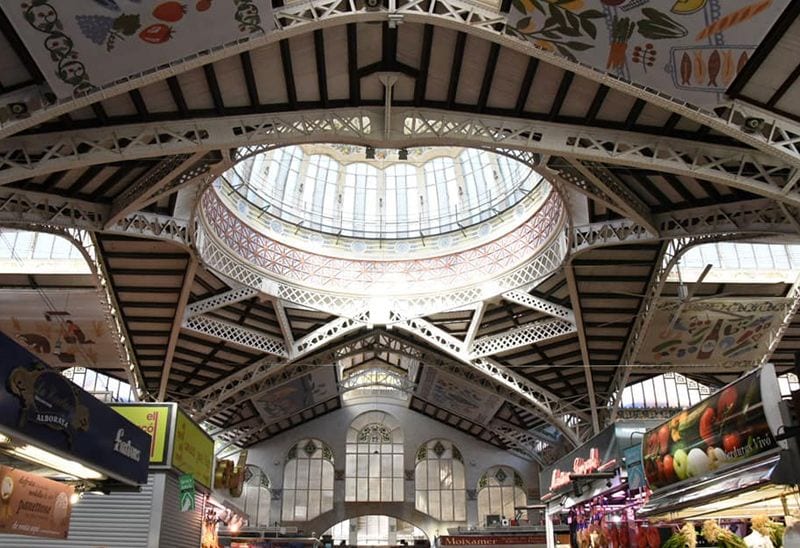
[179,474,195,512]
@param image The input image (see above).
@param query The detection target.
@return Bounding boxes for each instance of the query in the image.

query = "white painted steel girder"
[501,290,575,323]
[0,108,796,206]
[184,287,261,318]
[470,318,576,358]
[183,313,288,357]
[0,0,797,170]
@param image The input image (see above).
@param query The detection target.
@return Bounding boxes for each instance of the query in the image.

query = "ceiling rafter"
[158,257,197,401]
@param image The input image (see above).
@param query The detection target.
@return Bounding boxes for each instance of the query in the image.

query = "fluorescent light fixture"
[5,444,106,481]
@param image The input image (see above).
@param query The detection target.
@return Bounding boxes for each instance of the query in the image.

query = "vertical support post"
[545,510,555,548]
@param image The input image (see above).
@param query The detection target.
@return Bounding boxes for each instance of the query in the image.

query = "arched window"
[477,466,527,525]
[415,440,466,521]
[282,438,334,521]
[345,412,404,502]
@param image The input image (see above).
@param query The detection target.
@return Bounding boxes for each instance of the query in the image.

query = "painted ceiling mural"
[7,0,273,98]
[0,289,124,370]
[508,0,788,108]
[251,368,338,423]
[636,298,791,367]
[415,366,504,423]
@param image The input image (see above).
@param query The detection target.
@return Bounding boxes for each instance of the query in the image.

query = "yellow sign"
[172,409,214,489]
[111,404,173,465]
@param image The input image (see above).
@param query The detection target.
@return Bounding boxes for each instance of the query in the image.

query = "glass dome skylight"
[222,145,540,239]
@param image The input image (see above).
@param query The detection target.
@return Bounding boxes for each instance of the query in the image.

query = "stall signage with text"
[642,368,777,491]
[440,536,547,545]
[111,403,173,466]
[0,466,74,539]
[172,409,214,489]
[540,425,618,494]
[0,332,150,485]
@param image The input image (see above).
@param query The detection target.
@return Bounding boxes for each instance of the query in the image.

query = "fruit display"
[642,369,777,489]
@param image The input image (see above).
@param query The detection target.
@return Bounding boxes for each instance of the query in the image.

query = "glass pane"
[416,490,428,514]
[368,478,380,501]
[440,491,453,521]
[322,463,334,490]
[345,479,356,501]
[415,462,426,490]
[393,478,404,501]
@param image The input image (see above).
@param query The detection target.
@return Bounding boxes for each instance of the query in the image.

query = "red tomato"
[699,406,717,447]
[658,424,670,454]
[139,24,174,44]
[723,432,743,454]
[196,0,212,11]
[717,385,738,418]
[153,2,186,22]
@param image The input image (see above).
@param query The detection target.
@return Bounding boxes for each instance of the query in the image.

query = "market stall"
[539,421,663,548]
[639,363,800,525]
[0,331,150,540]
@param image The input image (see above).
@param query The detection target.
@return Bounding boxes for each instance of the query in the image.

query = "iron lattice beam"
[470,318,576,357]
[0,108,796,206]
[0,0,797,170]
[182,314,288,357]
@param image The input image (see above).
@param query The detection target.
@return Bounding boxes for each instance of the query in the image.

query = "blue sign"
[0,331,150,485]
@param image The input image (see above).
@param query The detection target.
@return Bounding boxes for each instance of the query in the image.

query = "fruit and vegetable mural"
[508,0,791,107]
[0,289,124,371]
[7,0,272,98]
[642,367,777,490]
[636,298,791,367]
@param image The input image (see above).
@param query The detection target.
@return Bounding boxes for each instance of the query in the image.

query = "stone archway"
[293,501,461,542]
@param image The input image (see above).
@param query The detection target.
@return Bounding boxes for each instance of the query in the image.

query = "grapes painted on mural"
[7,0,272,98]
[507,0,790,107]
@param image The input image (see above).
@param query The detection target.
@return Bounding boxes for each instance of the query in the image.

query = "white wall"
[246,400,540,529]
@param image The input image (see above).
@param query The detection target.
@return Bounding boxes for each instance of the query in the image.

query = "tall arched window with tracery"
[345,412,404,502]
[415,440,466,521]
[477,466,527,524]
[282,438,334,521]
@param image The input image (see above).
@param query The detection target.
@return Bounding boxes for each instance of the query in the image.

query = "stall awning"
[639,453,800,520]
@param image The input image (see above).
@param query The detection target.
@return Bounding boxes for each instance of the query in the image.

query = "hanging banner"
[505,0,791,108]
[172,408,214,489]
[0,332,150,485]
[111,403,174,466]
[642,367,777,491]
[179,473,195,512]
[0,466,74,539]
[636,298,791,366]
[4,0,274,99]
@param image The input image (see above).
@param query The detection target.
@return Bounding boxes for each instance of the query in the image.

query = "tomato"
[699,406,717,447]
[657,424,670,454]
[153,2,186,22]
[196,0,212,11]
[139,24,174,44]
[717,385,738,419]
[723,432,743,454]
[662,454,677,483]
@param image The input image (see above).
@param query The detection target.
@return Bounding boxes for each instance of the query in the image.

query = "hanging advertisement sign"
[636,298,790,367]
[0,332,150,485]
[642,367,777,491]
[172,408,214,489]
[540,425,618,496]
[111,403,173,466]
[440,536,547,545]
[179,473,195,512]
[4,1,274,99]
[0,466,74,539]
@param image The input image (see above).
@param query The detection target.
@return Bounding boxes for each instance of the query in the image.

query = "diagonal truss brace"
[502,290,575,323]
[183,314,288,358]
[184,287,260,318]
[471,318,576,358]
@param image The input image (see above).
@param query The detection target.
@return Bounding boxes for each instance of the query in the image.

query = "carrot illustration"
[696,0,772,41]
[722,50,734,85]
[693,50,704,84]
[607,17,634,70]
